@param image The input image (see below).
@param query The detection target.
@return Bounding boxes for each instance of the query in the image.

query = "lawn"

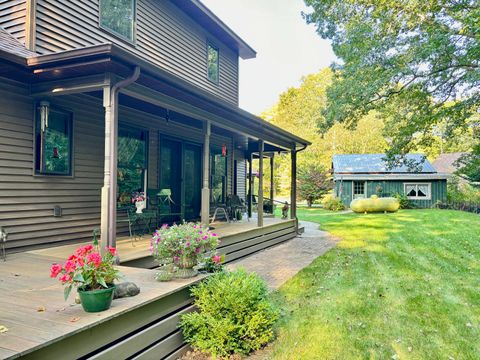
[269,209,480,359]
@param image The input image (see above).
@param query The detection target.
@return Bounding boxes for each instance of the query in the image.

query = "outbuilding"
[333,154,448,208]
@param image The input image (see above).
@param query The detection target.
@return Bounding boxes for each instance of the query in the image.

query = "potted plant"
[150,223,220,279]
[50,245,122,312]
[131,191,146,213]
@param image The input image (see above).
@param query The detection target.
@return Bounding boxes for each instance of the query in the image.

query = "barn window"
[404,183,431,199]
[35,103,73,176]
[100,0,136,42]
[207,43,219,83]
[353,181,366,199]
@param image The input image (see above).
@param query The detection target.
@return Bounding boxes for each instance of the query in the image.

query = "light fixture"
[39,100,50,132]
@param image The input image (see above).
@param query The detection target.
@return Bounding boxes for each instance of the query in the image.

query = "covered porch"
[19,43,309,255]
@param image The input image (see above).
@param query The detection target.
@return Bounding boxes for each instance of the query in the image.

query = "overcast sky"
[201,0,336,115]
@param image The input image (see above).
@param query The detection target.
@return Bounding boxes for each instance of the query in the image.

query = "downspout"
[293,142,308,235]
[107,66,141,252]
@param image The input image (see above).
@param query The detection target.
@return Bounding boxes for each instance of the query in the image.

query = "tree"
[303,0,480,167]
[297,164,331,207]
[262,68,387,195]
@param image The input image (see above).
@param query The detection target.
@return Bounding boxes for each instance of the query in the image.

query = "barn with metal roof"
[332,154,448,208]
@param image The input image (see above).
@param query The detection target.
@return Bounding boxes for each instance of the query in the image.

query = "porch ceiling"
[19,44,309,151]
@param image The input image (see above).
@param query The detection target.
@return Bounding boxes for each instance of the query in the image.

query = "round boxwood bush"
[179,269,279,358]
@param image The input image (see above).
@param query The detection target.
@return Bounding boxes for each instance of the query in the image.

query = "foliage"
[321,194,345,211]
[392,192,413,209]
[455,144,480,182]
[303,0,480,168]
[50,245,121,300]
[297,164,331,207]
[150,223,219,264]
[199,254,225,273]
[269,208,480,359]
[180,269,279,358]
[262,68,387,195]
[447,176,480,203]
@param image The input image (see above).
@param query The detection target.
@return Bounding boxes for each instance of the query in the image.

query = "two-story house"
[0,0,309,253]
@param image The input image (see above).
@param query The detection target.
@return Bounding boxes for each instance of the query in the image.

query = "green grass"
[269,209,480,359]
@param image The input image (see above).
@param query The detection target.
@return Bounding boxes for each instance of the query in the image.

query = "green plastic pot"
[78,285,115,313]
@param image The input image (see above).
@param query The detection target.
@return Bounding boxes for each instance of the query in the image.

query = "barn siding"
[0,77,235,252]
[335,179,447,208]
[32,0,239,104]
[0,0,27,44]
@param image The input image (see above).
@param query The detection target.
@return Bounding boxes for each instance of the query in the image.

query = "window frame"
[210,147,228,204]
[352,180,366,198]
[33,103,74,177]
[404,182,432,200]
[206,41,220,84]
[99,0,137,44]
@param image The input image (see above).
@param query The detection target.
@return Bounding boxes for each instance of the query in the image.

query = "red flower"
[59,273,71,283]
[212,255,222,264]
[50,263,62,278]
[106,247,117,256]
[64,260,76,273]
[86,252,102,268]
[75,244,94,257]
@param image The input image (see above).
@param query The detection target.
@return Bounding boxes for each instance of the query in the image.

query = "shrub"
[179,269,279,358]
[393,192,413,209]
[321,194,346,211]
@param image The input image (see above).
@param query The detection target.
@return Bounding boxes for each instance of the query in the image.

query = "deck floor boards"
[0,218,292,359]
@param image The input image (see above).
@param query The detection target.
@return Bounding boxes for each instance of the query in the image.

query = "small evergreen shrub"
[322,194,346,211]
[393,192,413,209]
[179,269,279,358]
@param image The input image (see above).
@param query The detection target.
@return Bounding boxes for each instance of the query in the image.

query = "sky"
[201,0,336,115]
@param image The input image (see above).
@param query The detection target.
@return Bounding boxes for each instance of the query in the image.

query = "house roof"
[0,27,36,59]
[333,173,449,181]
[432,152,466,174]
[333,154,437,174]
[172,0,256,59]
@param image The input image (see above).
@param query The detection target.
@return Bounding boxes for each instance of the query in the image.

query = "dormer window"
[207,43,219,83]
[99,0,136,42]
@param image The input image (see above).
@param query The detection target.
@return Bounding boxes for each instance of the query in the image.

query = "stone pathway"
[227,220,338,290]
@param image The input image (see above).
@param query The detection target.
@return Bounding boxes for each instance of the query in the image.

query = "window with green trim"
[207,43,219,83]
[35,105,73,176]
[99,0,136,42]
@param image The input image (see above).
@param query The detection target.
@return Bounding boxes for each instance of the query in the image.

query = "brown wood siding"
[0,0,27,44]
[34,0,239,104]
[0,78,237,251]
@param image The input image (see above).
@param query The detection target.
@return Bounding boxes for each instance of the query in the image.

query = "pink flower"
[75,244,93,257]
[59,273,71,283]
[106,246,117,256]
[202,235,208,240]
[212,255,222,264]
[212,233,217,237]
[50,263,62,278]
[86,252,102,268]
[64,260,76,273]
[174,256,180,262]
[185,242,191,247]
[195,247,201,254]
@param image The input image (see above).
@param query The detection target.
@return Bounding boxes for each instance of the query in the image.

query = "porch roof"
[1,43,309,151]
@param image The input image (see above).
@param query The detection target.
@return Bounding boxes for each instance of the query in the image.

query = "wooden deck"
[0,218,298,360]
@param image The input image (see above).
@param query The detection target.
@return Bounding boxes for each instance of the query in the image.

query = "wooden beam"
[201,121,211,226]
[257,140,264,227]
[248,155,253,218]
[30,74,111,97]
[270,155,274,205]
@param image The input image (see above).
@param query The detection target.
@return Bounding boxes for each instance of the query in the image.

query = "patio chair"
[226,194,248,221]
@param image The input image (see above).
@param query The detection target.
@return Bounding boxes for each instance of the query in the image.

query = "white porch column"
[100,85,115,255]
[270,154,274,205]
[201,120,211,226]
[257,140,264,227]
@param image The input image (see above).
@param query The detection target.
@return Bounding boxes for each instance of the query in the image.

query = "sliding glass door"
[159,137,202,221]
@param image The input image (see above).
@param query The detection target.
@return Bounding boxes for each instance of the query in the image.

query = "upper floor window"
[35,102,73,176]
[99,0,136,42]
[207,43,219,83]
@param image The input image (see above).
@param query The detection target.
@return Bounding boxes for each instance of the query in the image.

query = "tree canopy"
[303,0,479,168]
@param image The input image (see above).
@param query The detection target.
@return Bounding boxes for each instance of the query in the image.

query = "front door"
[159,138,202,222]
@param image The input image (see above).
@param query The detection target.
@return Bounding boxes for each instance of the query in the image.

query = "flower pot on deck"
[174,255,198,279]
[78,285,115,312]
